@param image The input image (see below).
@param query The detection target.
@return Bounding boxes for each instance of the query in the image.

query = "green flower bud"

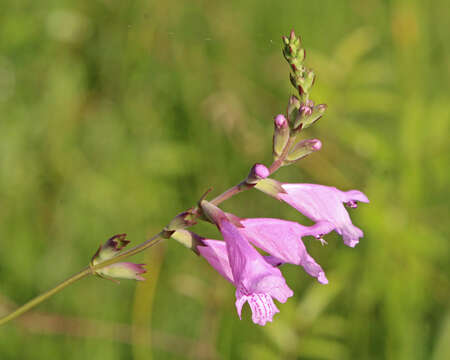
[303,70,315,92]
[91,234,130,264]
[287,95,301,121]
[96,262,146,281]
[300,104,327,129]
[273,114,290,158]
[292,100,313,130]
[164,210,197,232]
[284,139,322,164]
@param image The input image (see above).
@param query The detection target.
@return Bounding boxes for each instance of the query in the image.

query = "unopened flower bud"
[90,234,147,282]
[164,210,197,232]
[287,95,300,120]
[300,103,313,116]
[298,48,306,62]
[284,139,322,164]
[292,101,313,130]
[92,234,130,263]
[300,104,327,129]
[303,70,315,92]
[246,163,270,185]
[96,262,146,281]
[289,29,296,41]
[274,114,287,128]
[273,115,290,158]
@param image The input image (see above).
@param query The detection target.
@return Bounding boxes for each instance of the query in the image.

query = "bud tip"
[274,114,287,128]
[252,163,270,180]
[311,139,322,151]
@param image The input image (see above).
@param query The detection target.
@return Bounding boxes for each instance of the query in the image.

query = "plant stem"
[210,181,245,205]
[268,135,296,174]
[0,267,91,326]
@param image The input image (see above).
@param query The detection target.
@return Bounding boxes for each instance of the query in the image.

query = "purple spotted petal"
[279,184,369,247]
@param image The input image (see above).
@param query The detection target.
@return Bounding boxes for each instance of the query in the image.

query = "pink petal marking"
[236,293,280,326]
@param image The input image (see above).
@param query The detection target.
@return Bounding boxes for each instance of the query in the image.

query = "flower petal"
[199,201,294,325]
[219,220,293,304]
[236,293,280,326]
[279,184,368,247]
[239,218,330,284]
[198,240,234,283]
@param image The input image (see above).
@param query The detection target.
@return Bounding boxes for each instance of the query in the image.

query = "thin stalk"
[210,181,246,205]
[0,268,91,326]
[268,135,296,174]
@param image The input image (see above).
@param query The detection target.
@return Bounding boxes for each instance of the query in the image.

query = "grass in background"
[0,0,448,359]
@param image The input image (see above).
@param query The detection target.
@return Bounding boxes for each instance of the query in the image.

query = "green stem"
[210,181,245,205]
[0,267,91,326]
[268,135,296,174]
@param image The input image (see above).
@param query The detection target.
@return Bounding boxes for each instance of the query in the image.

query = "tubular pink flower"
[278,184,369,247]
[198,209,293,326]
[239,218,334,284]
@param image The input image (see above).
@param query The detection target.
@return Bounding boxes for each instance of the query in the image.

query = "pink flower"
[278,184,369,247]
[239,218,334,284]
[199,202,293,326]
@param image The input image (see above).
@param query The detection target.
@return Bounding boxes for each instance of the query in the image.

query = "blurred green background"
[0,0,448,359]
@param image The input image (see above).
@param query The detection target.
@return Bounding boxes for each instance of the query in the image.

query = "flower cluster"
[193,175,368,326]
[169,31,369,325]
